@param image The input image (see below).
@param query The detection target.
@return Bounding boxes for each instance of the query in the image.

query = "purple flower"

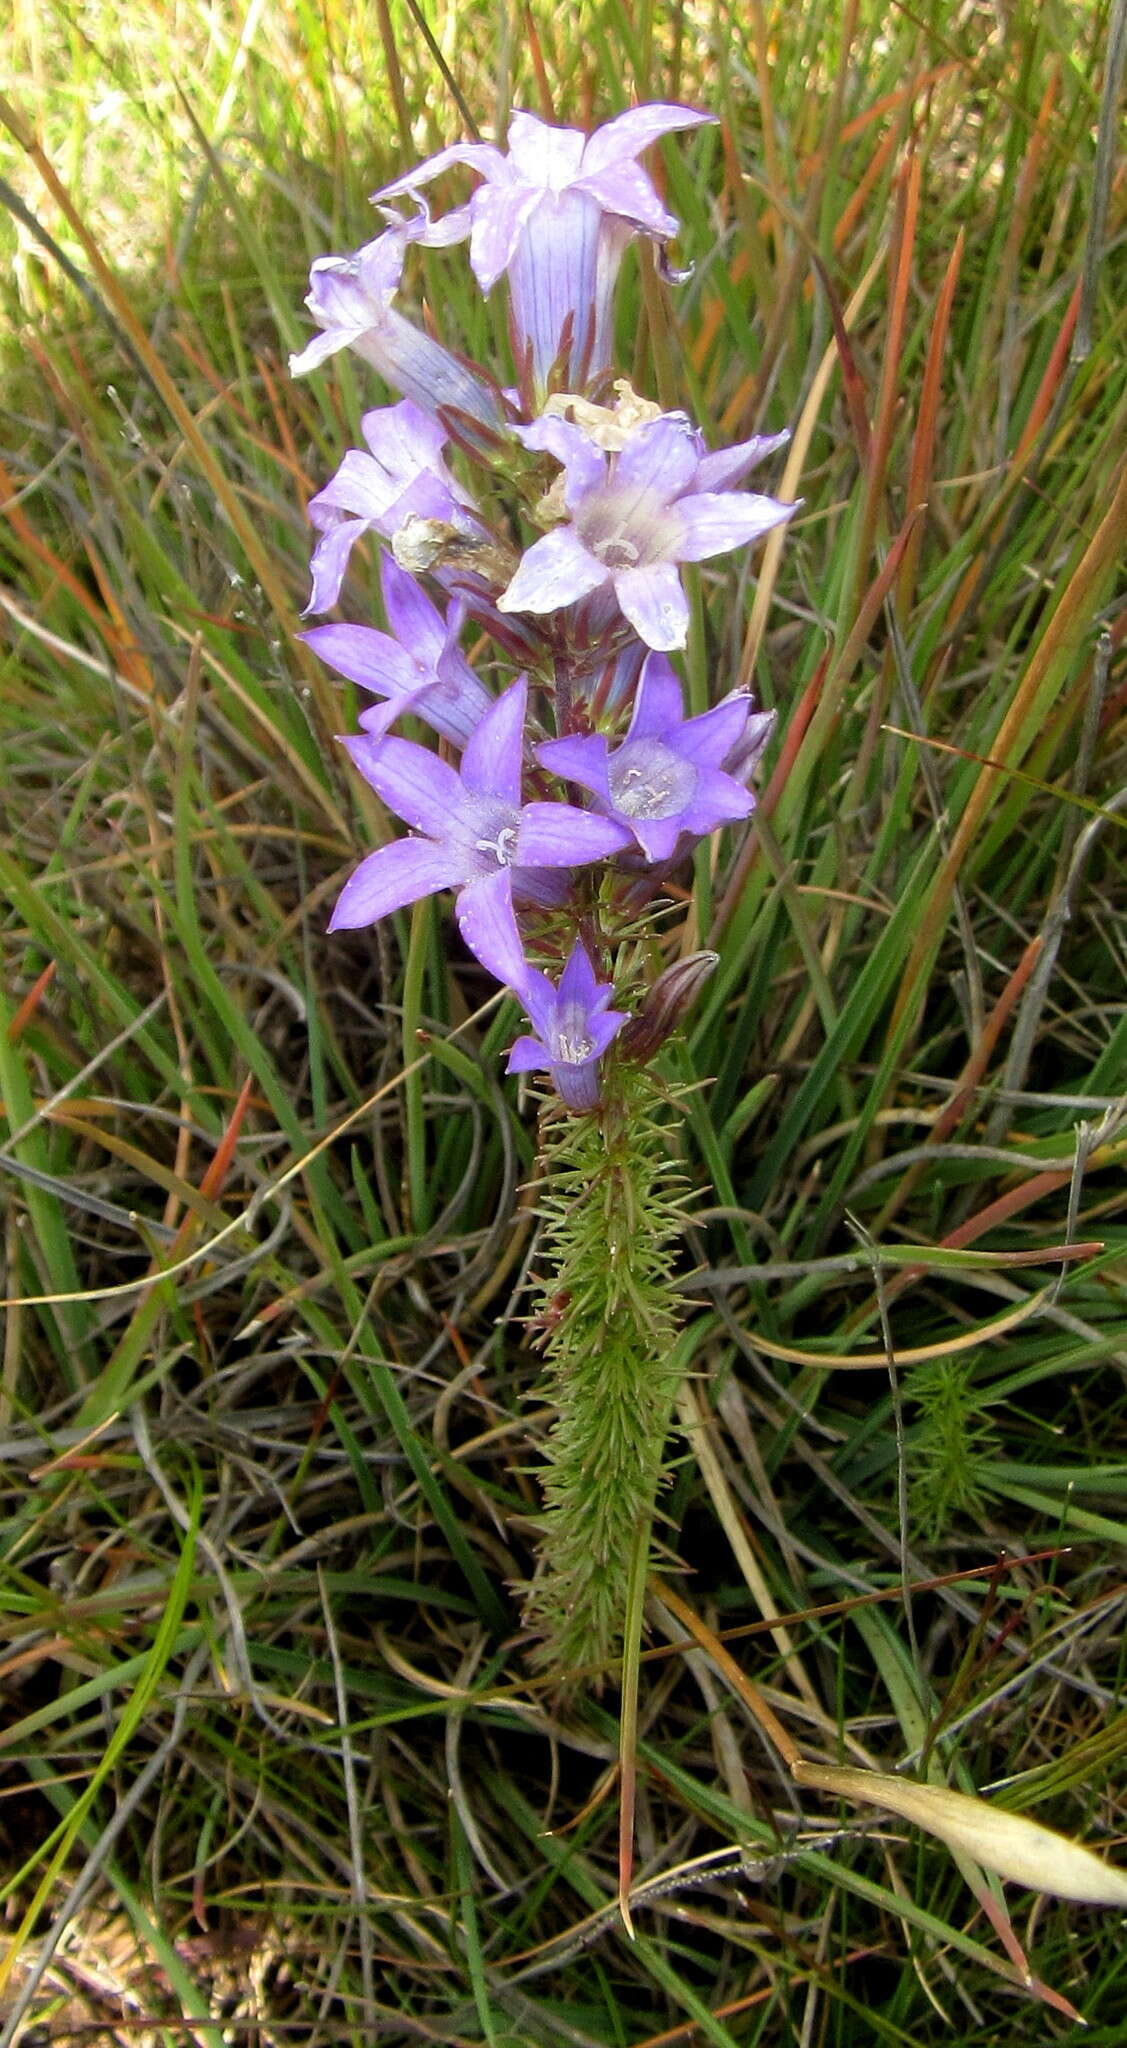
[328,676,633,965]
[497,407,795,650]
[538,652,773,863]
[436,878,630,1111]
[303,399,482,614]
[507,940,629,1112]
[301,556,493,747]
[372,105,713,391]
[290,222,504,435]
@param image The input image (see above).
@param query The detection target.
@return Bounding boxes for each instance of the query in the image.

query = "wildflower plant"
[291,103,795,1678]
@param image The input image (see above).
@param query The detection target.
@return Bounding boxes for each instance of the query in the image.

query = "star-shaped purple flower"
[290,221,503,435]
[497,409,795,650]
[507,941,629,1112]
[372,105,713,390]
[303,398,482,615]
[329,676,633,968]
[538,652,774,863]
[302,556,492,748]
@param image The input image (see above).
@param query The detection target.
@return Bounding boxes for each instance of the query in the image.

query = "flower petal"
[506,1031,551,1075]
[459,675,527,804]
[302,623,419,699]
[515,802,631,866]
[627,814,685,864]
[556,939,601,1009]
[519,414,607,502]
[624,653,684,739]
[313,447,401,522]
[314,236,400,322]
[506,112,586,187]
[674,490,796,562]
[289,237,406,378]
[694,429,790,493]
[515,966,561,1043]
[498,528,608,616]
[575,162,678,237]
[304,518,367,615]
[354,699,401,742]
[579,104,714,176]
[289,329,354,377]
[672,696,753,767]
[613,560,689,650]
[505,189,604,386]
[372,143,507,204]
[341,734,463,835]
[360,400,473,509]
[587,1005,630,1058]
[536,733,611,802]
[613,414,699,500]
[455,869,528,989]
[468,180,542,292]
[679,765,755,833]
[380,556,446,668]
[377,195,477,249]
[550,1058,603,1112]
[328,837,461,930]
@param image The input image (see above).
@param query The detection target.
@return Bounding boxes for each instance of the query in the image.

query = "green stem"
[403,895,431,1233]
[618,1500,655,1933]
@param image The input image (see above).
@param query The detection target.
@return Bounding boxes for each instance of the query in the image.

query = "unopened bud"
[719,697,776,785]
[440,396,514,464]
[620,951,720,1061]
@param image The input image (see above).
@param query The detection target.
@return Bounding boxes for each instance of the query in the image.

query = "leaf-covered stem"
[524,1064,687,1679]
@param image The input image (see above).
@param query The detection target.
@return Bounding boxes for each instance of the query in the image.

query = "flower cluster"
[292,104,795,1112]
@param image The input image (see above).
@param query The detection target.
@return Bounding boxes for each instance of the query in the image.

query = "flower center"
[576,483,681,574]
[474,822,519,866]
[463,796,521,870]
[556,1029,593,1063]
[608,738,696,820]
[554,1000,595,1065]
[596,535,640,570]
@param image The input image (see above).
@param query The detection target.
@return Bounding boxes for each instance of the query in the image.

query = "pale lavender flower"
[498,409,795,650]
[328,676,632,964]
[303,399,481,614]
[290,221,504,436]
[507,940,629,1111]
[301,556,493,747]
[538,652,773,863]
[372,105,713,390]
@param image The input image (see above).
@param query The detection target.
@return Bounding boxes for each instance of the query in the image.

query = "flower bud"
[719,696,776,784]
[620,950,719,1061]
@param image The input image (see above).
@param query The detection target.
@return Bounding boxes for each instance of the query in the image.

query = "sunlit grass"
[1,0,1126,2040]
